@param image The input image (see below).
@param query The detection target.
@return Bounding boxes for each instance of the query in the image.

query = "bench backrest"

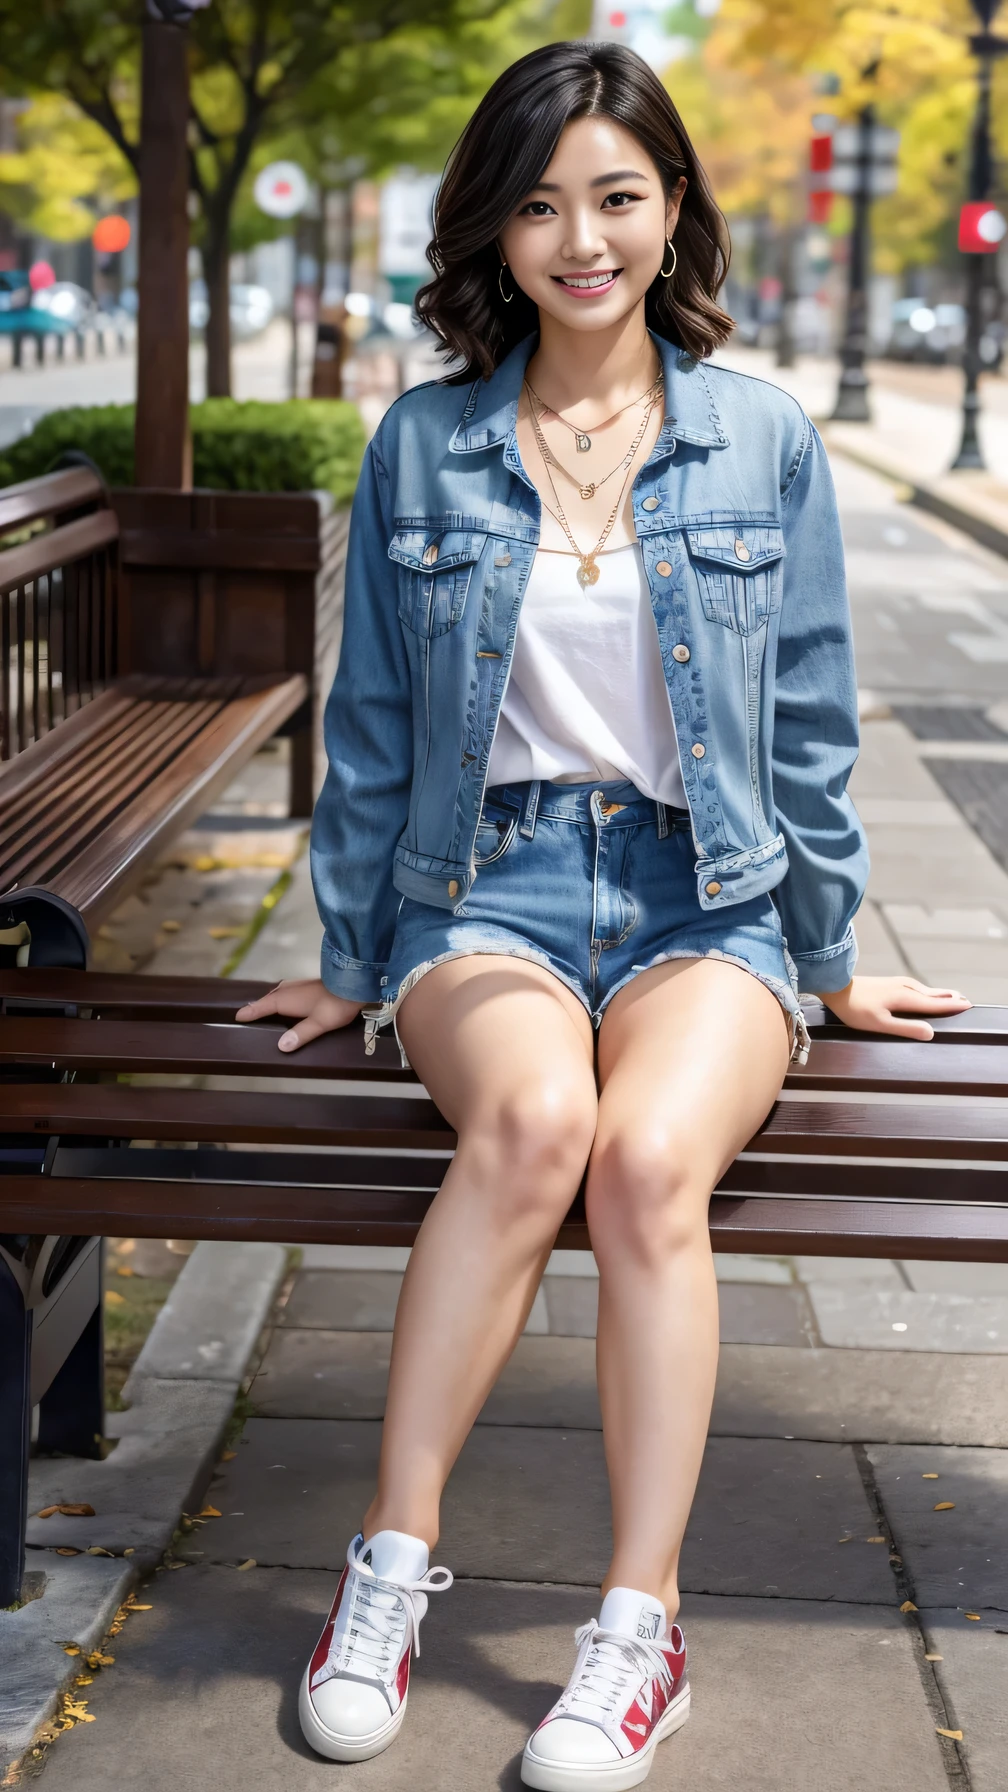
[0,469,119,762]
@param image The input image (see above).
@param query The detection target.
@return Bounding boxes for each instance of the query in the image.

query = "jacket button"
[733,539,750,562]
[448,879,459,897]
[423,543,439,565]
[642,496,660,511]
[691,743,706,758]
[705,880,722,897]
[672,644,690,662]
[655,560,672,577]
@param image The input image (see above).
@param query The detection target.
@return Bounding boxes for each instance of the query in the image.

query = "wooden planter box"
[110,487,349,816]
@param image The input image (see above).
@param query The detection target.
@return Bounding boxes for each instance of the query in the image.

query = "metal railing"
[0,469,119,761]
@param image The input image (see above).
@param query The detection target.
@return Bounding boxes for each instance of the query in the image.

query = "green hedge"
[0,398,367,503]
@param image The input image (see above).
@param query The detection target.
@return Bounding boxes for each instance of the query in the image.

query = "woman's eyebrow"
[529,168,649,194]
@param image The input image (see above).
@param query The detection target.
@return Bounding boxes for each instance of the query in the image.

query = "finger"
[881,1015,935,1041]
[895,989,970,1013]
[278,1012,330,1052]
[235,987,284,1021]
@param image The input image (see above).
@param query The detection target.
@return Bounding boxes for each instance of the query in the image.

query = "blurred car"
[0,274,101,339]
[29,281,97,331]
[887,298,1003,369]
[187,280,274,340]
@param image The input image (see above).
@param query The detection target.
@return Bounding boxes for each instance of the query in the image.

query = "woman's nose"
[561,208,607,263]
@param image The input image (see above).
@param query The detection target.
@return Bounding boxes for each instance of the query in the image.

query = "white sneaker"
[521,1587,689,1790]
[299,1529,452,1762]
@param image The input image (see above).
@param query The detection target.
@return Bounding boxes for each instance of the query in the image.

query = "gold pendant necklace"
[526,381,660,502]
[528,390,662,588]
[525,372,663,453]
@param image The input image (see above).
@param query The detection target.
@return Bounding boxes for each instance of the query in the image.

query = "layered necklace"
[523,375,664,589]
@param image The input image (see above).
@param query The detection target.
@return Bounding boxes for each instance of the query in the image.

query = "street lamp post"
[831,103,875,422]
[951,0,1008,471]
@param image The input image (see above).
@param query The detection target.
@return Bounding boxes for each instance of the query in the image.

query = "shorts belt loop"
[519,780,541,840]
[656,801,670,840]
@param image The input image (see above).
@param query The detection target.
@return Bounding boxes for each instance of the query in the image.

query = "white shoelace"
[314,1539,453,1688]
[564,1621,675,1724]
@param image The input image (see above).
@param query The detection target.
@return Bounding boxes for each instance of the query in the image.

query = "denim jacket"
[311,331,869,1003]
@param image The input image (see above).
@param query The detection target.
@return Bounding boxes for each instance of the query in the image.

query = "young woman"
[237,41,968,1790]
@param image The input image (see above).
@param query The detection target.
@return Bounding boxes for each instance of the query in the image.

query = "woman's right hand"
[235,979,363,1052]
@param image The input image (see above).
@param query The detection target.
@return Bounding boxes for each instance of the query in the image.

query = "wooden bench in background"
[2,966,1007,1601]
[0,468,348,936]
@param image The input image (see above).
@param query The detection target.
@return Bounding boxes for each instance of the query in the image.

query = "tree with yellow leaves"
[0,92,135,242]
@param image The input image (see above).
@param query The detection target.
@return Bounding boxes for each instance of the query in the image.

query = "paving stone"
[0,1553,134,1765]
[250,1330,1008,1445]
[712,1344,1008,1447]
[868,1444,1008,1610]
[27,1570,949,1792]
[280,1270,404,1330]
[542,1276,597,1336]
[290,1244,413,1271]
[25,1377,238,1562]
[718,1282,817,1346]
[181,1419,891,1602]
[900,1259,1008,1295]
[713,1253,794,1284]
[792,1255,903,1287]
[850,720,948,800]
[125,1240,287,1392]
[920,1608,1008,1792]
[808,1285,1008,1352]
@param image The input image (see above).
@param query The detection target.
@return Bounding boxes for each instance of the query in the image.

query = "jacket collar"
[447,330,729,454]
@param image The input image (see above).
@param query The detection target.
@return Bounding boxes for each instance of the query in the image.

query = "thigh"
[594,956,791,1181]
[396,954,596,1131]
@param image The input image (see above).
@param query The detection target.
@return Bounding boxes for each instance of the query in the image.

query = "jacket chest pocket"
[685,524,784,636]
[389,527,488,636]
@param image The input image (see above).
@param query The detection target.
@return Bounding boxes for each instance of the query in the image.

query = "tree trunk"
[202,219,232,399]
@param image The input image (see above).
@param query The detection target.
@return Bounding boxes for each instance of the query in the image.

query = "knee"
[586,1127,712,1268]
[462,1077,597,1223]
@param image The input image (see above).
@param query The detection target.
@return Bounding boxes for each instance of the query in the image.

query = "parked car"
[28,281,97,332]
[886,298,1003,369]
[186,280,274,340]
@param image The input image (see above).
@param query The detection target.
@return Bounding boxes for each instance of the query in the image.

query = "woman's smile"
[553,269,623,295]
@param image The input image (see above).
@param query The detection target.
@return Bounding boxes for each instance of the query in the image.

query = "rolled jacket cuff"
[791,927,858,995]
[320,940,385,1004]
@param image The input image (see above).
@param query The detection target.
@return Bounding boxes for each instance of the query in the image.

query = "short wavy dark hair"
[415,40,732,382]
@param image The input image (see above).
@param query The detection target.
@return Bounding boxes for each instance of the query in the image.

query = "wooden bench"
[2,967,1006,1602]
[0,469,311,938]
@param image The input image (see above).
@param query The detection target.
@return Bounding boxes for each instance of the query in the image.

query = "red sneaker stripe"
[395,1648,411,1703]
[309,1564,349,1679]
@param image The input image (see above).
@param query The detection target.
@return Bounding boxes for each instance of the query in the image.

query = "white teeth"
[560,272,616,289]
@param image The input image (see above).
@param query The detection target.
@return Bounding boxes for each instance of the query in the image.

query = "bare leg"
[587,957,791,1618]
[362,956,597,1550]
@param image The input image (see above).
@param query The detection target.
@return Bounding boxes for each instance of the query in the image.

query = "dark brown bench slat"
[720,1157,1008,1203]
[0,467,106,535]
[0,686,142,807]
[120,527,323,573]
[2,1173,1007,1260]
[2,1016,1006,1095]
[0,1084,453,1149]
[0,510,118,595]
[4,1081,1008,1162]
[57,676,307,924]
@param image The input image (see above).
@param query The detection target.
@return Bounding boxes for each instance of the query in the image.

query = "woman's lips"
[552,269,623,297]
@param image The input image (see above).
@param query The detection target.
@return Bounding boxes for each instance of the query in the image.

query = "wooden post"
[135,16,192,488]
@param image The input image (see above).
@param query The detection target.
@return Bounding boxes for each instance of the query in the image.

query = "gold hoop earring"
[660,239,678,280]
[498,263,514,304]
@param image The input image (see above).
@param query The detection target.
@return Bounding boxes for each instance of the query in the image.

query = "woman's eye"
[601,191,641,209]
[520,200,556,217]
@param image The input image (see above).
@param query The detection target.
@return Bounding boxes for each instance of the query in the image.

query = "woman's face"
[497,115,685,334]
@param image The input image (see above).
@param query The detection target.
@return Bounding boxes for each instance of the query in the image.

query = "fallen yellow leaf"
[108,1622,122,1634]
[208,926,245,940]
[74,1675,93,1687]
[114,1265,135,1278]
[965,1612,980,1621]
[925,1653,943,1662]
[922,1473,939,1480]
[199,1506,221,1518]
[934,1502,956,1512]
[936,1728,963,1741]
[130,1604,152,1611]
[160,919,182,932]
[237,1559,256,1571]
[86,1547,113,1557]
[55,1548,80,1556]
[86,1653,114,1669]
[865,1536,886,1544]
[104,1290,126,1306]
[900,1600,918,1613]
[123,1548,135,1556]
[193,855,218,872]
[38,1503,95,1519]
[221,1450,237,1462]
[61,1645,80,1656]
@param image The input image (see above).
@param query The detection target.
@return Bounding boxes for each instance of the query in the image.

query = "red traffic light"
[809,135,833,175]
[93,215,131,255]
[959,201,1007,253]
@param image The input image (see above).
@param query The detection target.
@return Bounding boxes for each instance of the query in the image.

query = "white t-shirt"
[486,543,687,809]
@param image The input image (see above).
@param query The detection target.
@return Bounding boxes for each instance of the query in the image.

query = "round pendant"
[579,483,596,500]
[575,432,592,452]
[577,557,601,589]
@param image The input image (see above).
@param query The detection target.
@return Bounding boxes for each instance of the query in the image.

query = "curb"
[0,1239,287,1768]
[820,424,1008,561]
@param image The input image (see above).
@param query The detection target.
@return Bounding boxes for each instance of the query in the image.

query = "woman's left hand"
[813,976,972,1041]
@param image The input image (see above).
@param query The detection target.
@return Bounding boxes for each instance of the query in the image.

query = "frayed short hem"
[362,946,592,1069]
[595,947,810,1066]
[364,943,809,1070]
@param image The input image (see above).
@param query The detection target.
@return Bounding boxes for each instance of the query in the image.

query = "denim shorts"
[364,779,809,1066]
